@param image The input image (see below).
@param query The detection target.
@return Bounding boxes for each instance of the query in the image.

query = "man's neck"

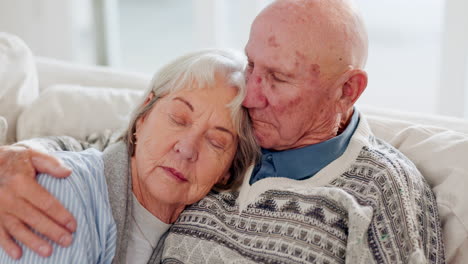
[337,108,354,135]
[270,108,355,151]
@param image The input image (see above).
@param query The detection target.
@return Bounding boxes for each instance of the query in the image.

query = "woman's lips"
[161,166,188,182]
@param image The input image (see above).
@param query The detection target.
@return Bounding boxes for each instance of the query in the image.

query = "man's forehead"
[248,6,312,51]
[245,32,312,72]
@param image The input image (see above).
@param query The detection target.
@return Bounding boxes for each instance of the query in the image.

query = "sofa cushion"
[367,115,468,263]
[0,116,7,145]
[17,84,143,141]
[0,32,39,143]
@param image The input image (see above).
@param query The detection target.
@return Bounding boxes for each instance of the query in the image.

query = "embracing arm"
[0,132,117,260]
[0,136,85,259]
[17,130,117,153]
[14,136,91,153]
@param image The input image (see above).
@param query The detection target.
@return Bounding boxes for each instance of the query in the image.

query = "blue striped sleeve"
[0,148,117,264]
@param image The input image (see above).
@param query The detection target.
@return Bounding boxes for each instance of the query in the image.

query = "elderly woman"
[0,49,258,264]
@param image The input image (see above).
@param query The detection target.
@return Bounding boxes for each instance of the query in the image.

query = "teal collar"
[250,109,360,184]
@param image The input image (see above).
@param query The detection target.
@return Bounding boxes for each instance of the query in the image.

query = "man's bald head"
[257,0,368,76]
[243,0,369,150]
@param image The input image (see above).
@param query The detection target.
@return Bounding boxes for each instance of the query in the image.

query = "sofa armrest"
[360,104,468,135]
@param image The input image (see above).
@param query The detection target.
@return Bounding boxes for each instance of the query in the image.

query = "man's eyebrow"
[244,50,293,78]
[173,97,194,111]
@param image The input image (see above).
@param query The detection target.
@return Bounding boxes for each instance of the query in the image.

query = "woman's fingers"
[2,214,52,257]
[0,226,22,259]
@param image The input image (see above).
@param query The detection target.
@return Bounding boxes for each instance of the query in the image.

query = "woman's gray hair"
[122,49,259,189]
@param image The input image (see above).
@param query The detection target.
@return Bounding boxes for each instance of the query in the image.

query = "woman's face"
[133,81,239,208]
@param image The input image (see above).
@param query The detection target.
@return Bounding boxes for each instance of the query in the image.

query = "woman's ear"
[136,92,156,130]
[143,92,155,106]
[135,117,144,133]
[135,92,154,134]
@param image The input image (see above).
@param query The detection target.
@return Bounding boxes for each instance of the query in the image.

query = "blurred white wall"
[1,0,468,118]
[115,0,453,116]
[117,0,270,73]
[355,0,443,115]
[438,0,468,117]
[0,0,96,64]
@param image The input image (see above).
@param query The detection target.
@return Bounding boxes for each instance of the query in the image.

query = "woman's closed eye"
[169,114,188,126]
[207,135,229,150]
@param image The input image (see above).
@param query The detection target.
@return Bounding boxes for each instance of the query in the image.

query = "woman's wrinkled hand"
[0,145,76,259]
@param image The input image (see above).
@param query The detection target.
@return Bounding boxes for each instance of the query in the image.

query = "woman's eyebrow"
[173,97,194,111]
[215,126,235,140]
[173,96,234,139]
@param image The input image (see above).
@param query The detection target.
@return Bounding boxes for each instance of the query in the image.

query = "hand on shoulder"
[0,145,75,259]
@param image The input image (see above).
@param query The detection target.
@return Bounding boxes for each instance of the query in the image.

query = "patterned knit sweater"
[160,116,445,264]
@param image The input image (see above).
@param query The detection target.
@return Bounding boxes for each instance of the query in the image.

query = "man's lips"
[161,166,188,182]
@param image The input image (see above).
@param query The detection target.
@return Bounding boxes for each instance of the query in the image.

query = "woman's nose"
[173,137,199,162]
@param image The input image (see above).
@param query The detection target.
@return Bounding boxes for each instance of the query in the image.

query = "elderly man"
[0,0,444,263]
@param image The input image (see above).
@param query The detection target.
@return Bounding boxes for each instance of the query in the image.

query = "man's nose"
[243,72,267,109]
[173,135,199,162]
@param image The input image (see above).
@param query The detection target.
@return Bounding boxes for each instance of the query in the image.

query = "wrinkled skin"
[0,146,74,259]
[131,84,238,224]
[243,0,368,150]
[0,0,369,259]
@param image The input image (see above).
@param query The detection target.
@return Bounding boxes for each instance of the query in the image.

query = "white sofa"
[1,33,467,263]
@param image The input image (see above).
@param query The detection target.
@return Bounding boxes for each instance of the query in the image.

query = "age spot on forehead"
[268,36,279,48]
[294,51,306,69]
[295,50,306,60]
[295,16,307,23]
[309,64,321,79]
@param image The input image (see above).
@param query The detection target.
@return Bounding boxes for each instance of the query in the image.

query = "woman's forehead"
[162,89,237,128]
[167,85,237,105]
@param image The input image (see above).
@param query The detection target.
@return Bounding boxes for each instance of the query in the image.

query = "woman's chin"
[146,177,187,205]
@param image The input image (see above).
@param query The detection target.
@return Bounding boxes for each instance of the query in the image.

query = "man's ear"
[337,69,367,112]
[218,172,231,186]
